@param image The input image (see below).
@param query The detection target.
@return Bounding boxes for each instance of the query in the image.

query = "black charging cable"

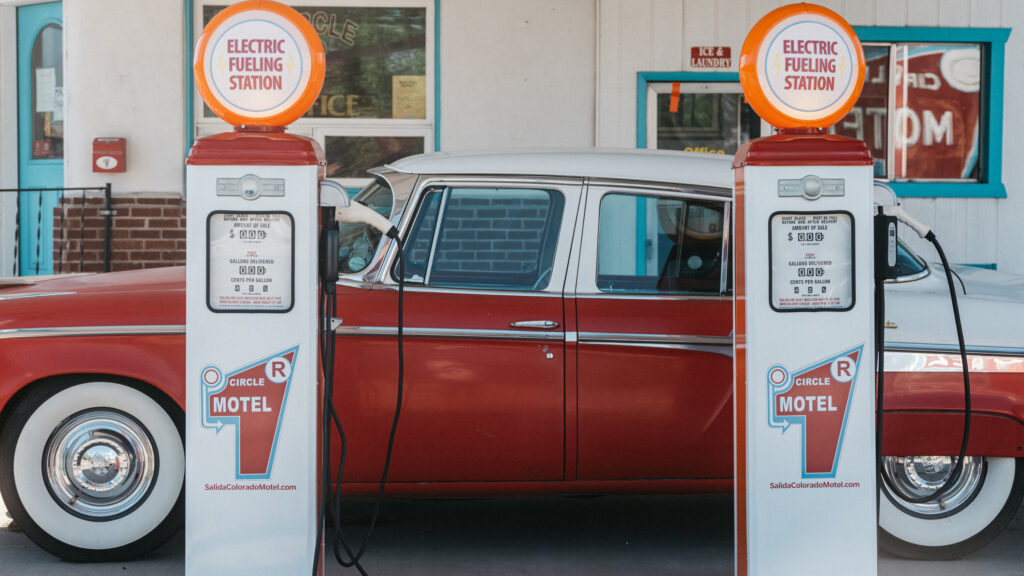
[876,228,971,507]
[314,221,404,576]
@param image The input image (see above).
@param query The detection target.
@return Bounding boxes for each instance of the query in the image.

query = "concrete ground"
[0,493,1020,575]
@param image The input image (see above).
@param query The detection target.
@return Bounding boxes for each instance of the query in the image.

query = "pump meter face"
[768,211,854,311]
[207,211,295,312]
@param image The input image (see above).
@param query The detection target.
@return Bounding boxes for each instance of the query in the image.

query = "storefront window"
[324,135,423,178]
[646,82,760,155]
[197,1,433,185]
[833,43,982,182]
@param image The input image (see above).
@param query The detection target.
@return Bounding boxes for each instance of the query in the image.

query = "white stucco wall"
[63,0,185,194]
[441,0,596,150]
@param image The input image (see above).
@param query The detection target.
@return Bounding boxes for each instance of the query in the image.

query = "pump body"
[733,134,877,576]
[184,131,324,574]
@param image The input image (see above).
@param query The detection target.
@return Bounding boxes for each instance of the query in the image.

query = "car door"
[574,182,734,480]
[335,177,581,483]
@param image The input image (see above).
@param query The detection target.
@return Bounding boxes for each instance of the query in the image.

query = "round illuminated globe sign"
[739,3,865,129]
[194,0,325,127]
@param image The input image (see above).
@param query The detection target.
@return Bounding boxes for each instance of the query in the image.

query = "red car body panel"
[0,266,1021,496]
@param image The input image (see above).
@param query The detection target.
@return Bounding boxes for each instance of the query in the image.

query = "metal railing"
[0,183,113,276]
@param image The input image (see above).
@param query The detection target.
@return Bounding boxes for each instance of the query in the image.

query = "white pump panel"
[734,145,877,576]
[185,158,320,575]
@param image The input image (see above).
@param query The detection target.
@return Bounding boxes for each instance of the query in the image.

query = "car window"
[597,193,725,294]
[397,187,565,291]
[338,180,394,274]
[895,238,927,279]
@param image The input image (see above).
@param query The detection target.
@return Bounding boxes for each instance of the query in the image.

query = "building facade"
[0,0,1020,275]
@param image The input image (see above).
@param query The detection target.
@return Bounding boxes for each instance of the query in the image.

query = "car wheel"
[0,378,184,561]
[878,455,1024,560]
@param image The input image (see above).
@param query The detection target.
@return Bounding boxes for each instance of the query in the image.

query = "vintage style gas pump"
[732,5,876,575]
[184,2,327,574]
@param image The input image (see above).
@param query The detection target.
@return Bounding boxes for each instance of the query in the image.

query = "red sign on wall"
[690,46,732,68]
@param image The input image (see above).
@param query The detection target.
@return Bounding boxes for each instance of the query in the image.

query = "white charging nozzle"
[873,181,931,239]
[336,200,397,237]
[883,205,931,239]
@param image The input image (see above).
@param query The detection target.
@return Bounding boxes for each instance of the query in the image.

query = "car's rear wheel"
[878,455,1024,559]
[0,378,184,561]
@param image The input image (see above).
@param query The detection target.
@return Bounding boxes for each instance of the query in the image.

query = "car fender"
[0,334,185,418]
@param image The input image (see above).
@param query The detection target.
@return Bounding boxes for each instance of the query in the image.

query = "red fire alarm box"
[93,137,126,173]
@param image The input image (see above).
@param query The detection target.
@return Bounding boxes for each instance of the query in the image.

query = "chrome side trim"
[572,293,732,302]
[578,332,732,347]
[366,284,564,297]
[590,341,734,357]
[884,350,1024,373]
[0,291,76,301]
[0,325,185,339]
[885,342,1024,357]
[334,325,563,341]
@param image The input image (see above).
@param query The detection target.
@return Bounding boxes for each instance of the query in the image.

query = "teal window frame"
[637,27,1010,199]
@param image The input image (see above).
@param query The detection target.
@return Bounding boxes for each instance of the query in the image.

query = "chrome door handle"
[509,320,559,329]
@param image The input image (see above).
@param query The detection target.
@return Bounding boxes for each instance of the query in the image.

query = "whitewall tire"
[879,456,1023,559]
[0,379,184,561]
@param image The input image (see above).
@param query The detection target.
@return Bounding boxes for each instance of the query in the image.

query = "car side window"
[397,187,565,291]
[597,193,725,294]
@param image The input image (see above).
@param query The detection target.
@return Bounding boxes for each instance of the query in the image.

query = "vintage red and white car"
[0,150,1021,562]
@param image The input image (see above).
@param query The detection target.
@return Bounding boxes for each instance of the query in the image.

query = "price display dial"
[207,211,294,312]
[769,211,854,312]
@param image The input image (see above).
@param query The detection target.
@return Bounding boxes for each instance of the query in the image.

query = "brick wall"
[53,194,186,273]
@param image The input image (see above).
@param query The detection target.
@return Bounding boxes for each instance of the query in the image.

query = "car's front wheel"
[0,378,184,561]
[878,455,1024,559]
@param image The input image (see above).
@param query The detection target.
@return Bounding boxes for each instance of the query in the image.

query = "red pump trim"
[186,128,326,168]
[733,133,873,168]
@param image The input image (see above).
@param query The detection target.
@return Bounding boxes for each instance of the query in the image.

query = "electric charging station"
[185,2,327,573]
[733,5,877,575]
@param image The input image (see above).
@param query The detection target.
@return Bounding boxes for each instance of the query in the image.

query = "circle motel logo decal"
[740,4,864,128]
[195,1,325,126]
[206,14,309,117]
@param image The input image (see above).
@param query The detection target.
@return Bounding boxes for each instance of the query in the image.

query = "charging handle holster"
[319,207,340,294]
[874,211,900,281]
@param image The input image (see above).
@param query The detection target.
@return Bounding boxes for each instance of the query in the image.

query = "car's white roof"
[384,148,734,190]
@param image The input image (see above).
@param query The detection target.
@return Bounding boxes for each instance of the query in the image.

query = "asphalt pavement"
[0,493,1020,575]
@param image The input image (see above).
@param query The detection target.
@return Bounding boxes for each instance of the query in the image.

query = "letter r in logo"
[271,361,287,379]
[830,356,856,383]
[265,355,292,384]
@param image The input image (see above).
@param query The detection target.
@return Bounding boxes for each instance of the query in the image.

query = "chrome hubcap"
[44,410,156,519]
[882,455,985,516]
